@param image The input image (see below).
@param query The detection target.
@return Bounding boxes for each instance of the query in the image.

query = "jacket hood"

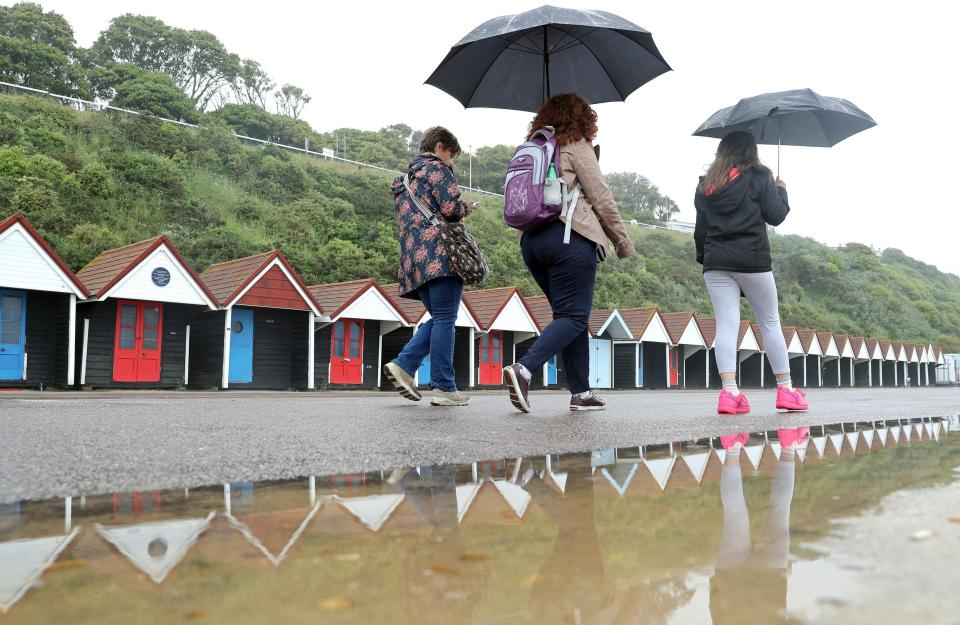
[392,154,442,197]
[700,170,751,215]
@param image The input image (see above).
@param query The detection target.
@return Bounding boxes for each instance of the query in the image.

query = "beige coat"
[558,138,637,260]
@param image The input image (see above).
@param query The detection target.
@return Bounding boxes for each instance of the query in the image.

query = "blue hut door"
[638,343,644,387]
[589,338,612,388]
[0,291,26,380]
[229,308,254,384]
[547,355,557,385]
[418,355,431,386]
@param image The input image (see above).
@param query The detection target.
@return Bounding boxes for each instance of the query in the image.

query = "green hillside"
[0,93,957,350]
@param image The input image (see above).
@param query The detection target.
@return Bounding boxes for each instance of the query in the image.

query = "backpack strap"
[403,175,440,226]
[561,181,581,244]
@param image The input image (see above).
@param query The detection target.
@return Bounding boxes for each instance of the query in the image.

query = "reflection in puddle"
[1,417,958,624]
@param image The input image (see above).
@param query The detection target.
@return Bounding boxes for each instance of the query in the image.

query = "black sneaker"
[570,391,606,411]
[503,364,530,413]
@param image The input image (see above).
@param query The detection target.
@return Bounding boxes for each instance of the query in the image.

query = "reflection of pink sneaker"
[718,388,750,414]
[778,426,810,450]
[776,386,809,411]
[720,432,750,450]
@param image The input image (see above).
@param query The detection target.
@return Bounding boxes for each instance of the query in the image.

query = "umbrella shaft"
[543,26,551,103]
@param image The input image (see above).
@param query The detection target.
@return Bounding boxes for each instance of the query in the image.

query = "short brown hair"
[419,126,461,156]
[527,93,598,146]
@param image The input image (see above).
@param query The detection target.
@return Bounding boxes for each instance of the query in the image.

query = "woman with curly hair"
[383,127,478,407]
[503,93,636,413]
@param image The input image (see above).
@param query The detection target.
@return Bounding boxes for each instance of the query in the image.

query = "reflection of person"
[693,131,808,415]
[385,127,479,407]
[710,428,806,624]
[503,93,637,414]
[401,464,490,625]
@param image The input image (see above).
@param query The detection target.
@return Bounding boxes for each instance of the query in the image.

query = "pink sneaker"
[720,432,750,450]
[717,388,750,415]
[776,386,809,411]
[778,426,810,450]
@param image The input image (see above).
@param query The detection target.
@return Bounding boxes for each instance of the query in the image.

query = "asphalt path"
[1,387,957,503]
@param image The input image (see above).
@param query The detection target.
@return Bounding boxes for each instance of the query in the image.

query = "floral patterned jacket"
[391,154,470,299]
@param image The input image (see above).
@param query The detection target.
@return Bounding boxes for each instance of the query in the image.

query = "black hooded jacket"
[693,166,789,273]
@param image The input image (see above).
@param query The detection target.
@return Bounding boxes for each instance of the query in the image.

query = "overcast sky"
[28,0,960,275]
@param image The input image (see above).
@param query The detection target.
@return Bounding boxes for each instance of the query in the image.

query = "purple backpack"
[503,127,564,231]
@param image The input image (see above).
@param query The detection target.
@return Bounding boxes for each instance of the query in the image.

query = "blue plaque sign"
[152,267,171,287]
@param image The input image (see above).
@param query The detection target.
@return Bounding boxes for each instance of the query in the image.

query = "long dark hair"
[700,131,762,193]
[527,93,598,146]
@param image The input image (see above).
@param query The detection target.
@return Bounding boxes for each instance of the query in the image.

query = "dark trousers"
[517,221,597,394]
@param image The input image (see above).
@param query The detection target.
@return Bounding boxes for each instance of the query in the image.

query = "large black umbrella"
[693,88,876,174]
[426,5,671,112]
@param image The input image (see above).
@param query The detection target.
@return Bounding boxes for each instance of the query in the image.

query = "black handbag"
[403,175,489,286]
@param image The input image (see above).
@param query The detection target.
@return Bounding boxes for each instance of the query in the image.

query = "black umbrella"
[693,88,876,174]
[426,5,671,112]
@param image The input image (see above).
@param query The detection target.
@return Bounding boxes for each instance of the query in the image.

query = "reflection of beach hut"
[736,322,763,388]
[462,287,539,387]
[797,329,823,387]
[224,504,320,566]
[0,527,80,613]
[589,308,633,389]
[458,479,531,525]
[75,236,219,388]
[661,312,707,389]
[96,513,214,583]
[308,279,410,388]
[782,327,806,387]
[849,337,871,386]
[190,251,322,389]
[0,213,89,388]
[618,308,673,389]
[817,331,841,387]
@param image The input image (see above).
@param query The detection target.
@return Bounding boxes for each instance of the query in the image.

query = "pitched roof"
[76,235,217,304]
[781,326,798,343]
[864,338,879,353]
[750,322,765,351]
[849,336,865,353]
[698,316,717,347]
[524,295,553,331]
[380,283,427,324]
[879,339,893,356]
[833,334,850,351]
[661,312,696,344]
[619,307,658,339]
[589,309,615,336]
[0,212,89,297]
[892,340,904,357]
[816,331,835,353]
[798,329,819,352]
[307,278,405,321]
[738,321,756,347]
[461,287,518,331]
[200,250,320,313]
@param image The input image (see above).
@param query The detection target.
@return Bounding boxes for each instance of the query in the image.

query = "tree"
[111,67,199,123]
[0,3,89,97]
[605,172,658,221]
[652,195,679,223]
[274,83,310,119]
[232,58,274,109]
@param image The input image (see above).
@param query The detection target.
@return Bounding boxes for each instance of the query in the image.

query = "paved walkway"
[1,387,957,502]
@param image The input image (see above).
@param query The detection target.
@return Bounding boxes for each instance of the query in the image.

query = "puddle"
[1,417,959,624]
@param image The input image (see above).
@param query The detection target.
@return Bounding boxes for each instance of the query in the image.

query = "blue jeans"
[393,277,464,392]
[517,221,597,394]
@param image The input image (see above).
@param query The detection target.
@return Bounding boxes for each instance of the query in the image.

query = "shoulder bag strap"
[403,175,441,226]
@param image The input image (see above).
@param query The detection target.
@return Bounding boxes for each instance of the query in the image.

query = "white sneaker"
[430,389,471,406]
[383,362,421,401]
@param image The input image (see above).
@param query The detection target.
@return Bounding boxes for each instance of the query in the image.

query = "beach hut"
[849,337,872,386]
[697,316,720,388]
[186,251,322,389]
[379,284,480,390]
[74,236,218,388]
[588,308,633,389]
[879,340,898,386]
[736,321,763,388]
[923,344,937,386]
[461,287,539,387]
[892,341,909,387]
[660,312,707,389]
[516,295,561,389]
[782,326,806,386]
[308,279,410,389]
[617,307,672,389]
[0,213,89,388]
[833,334,855,387]
[907,344,922,388]
[817,331,841,387]
[751,322,779,388]
[797,329,823,387]
[865,338,883,386]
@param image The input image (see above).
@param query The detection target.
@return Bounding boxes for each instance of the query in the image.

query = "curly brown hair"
[527,93,598,146]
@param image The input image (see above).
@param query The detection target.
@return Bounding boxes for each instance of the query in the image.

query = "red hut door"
[113,301,163,382]
[330,319,363,384]
[669,347,679,387]
[479,330,503,385]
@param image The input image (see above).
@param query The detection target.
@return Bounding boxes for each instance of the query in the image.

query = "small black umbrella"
[426,5,671,112]
[693,88,876,175]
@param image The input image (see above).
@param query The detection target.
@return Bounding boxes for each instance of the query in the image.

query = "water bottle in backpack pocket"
[504,127,581,243]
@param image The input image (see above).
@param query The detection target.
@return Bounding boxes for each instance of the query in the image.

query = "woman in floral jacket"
[383,127,478,407]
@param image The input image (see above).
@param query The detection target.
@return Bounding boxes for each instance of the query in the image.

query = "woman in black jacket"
[694,131,808,414]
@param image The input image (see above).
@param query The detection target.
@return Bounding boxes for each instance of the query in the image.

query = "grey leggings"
[704,270,790,376]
